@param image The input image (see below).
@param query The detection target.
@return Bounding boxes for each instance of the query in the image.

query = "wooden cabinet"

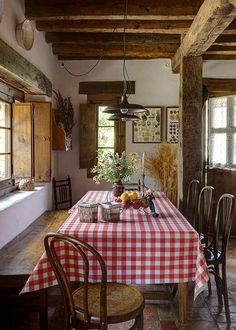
[12,102,51,182]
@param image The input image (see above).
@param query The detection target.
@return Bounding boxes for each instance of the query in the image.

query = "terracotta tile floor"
[4,239,236,330]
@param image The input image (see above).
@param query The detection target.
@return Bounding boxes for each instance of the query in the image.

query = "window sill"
[208,167,236,173]
[0,186,45,212]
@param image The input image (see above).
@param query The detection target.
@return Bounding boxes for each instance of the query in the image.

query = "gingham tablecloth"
[21,191,209,299]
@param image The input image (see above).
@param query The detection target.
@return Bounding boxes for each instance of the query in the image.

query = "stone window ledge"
[0,186,45,213]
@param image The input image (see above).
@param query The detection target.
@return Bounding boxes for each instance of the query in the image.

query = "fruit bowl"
[115,191,159,218]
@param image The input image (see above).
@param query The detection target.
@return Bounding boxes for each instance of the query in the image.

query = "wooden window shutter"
[79,104,97,170]
[34,102,51,182]
[12,103,33,178]
[115,122,126,155]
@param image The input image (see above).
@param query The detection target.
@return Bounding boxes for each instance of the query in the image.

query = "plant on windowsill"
[53,90,75,151]
[91,151,139,196]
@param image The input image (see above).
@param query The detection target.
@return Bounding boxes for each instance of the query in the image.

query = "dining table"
[21,190,209,329]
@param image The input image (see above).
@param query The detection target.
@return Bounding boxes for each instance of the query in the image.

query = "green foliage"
[91,151,139,184]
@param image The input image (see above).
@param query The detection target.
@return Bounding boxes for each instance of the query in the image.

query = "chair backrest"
[186,179,200,225]
[196,186,214,244]
[53,176,72,210]
[123,179,141,192]
[211,193,235,259]
[44,233,107,328]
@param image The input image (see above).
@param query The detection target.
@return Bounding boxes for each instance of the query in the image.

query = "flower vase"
[112,181,124,197]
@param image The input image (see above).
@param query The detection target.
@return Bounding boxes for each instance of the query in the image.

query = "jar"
[78,202,98,223]
[101,202,122,222]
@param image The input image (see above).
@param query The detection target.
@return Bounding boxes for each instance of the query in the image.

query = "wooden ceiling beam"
[203,54,236,59]
[203,77,236,96]
[37,19,192,34]
[213,34,236,46]
[53,43,177,59]
[58,56,164,61]
[45,32,180,44]
[172,0,236,73]
[25,0,203,20]
[206,45,236,54]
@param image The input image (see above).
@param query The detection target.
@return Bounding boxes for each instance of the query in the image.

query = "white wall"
[0,0,60,247]
[55,59,180,201]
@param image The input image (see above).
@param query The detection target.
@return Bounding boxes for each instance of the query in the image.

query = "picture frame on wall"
[166,107,179,143]
[132,107,162,143]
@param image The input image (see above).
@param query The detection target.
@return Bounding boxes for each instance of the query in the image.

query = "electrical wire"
[61,57,102,77]
[60,25,118,77]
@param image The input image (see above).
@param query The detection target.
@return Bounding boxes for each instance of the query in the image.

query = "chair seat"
[73,283,144,321]
[205,247,222,263]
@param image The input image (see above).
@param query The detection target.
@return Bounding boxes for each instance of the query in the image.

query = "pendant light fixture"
[104,0,146,121]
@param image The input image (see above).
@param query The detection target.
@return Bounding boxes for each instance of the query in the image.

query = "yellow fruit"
[129,192,138,201]
[120,192,130,202]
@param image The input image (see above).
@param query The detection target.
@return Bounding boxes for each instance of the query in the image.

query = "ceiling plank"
[45,32,180,44]
[172,0,236,73]
[52,43,177,59]
[25,0,203,20]
[37,19,192,34]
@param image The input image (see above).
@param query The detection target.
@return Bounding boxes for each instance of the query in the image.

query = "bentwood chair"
[53,176,72,210]
[196,186,214,247]
[204,194,235,324]
[185,179,200,226]
[44,233,144,330]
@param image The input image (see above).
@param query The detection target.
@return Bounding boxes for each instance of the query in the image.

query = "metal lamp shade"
[103,94,146,114]
[108,113,140,121]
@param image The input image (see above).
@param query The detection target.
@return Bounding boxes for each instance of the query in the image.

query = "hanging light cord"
[122,0,128,95]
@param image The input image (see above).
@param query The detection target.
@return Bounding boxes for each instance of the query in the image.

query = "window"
[97,106,115,159]
[79,101,126,176]
[0,100,11,185]
[209,96,236,168]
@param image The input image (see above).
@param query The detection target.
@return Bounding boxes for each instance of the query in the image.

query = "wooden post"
[178,56,203,210]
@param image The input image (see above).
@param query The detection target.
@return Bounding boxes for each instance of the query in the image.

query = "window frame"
[209,95,236,169]
[0,98,13,190]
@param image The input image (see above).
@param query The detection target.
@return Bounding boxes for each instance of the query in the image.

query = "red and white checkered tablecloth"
[21,191,209,299]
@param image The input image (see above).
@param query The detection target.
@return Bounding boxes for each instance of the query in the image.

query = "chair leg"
[208,276,212,296]
[214,264,223,309]
[222,263,231,324]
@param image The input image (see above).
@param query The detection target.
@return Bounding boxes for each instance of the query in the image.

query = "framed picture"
[132,107,162,143]
[166,107,179,143]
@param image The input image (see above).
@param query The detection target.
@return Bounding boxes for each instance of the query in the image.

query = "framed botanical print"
[166,107,179,143]
[132,107,162,143]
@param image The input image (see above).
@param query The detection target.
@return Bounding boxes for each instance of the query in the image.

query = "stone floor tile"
[187,307,213,321]
[185,320,218,330]
[159,320,178,330]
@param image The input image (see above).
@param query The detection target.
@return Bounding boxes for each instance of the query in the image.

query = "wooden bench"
[0,210,68,330]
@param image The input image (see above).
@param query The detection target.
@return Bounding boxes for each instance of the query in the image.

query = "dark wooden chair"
[44,233,144,330]
[53,176,72,210]
[123,179,141,192]
[185,179,200,226]
[204,193,235,324]
[196,186,214,246]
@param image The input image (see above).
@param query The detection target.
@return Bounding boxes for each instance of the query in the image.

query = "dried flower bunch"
[53,90,75,134]
[91,151,139,184]
[145,144,178,205]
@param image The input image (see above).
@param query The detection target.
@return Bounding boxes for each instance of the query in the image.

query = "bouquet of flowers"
[91,151,139,184]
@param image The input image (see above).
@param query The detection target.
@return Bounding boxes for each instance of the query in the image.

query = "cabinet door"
[12,103,33,178]
[33,102,51,182]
